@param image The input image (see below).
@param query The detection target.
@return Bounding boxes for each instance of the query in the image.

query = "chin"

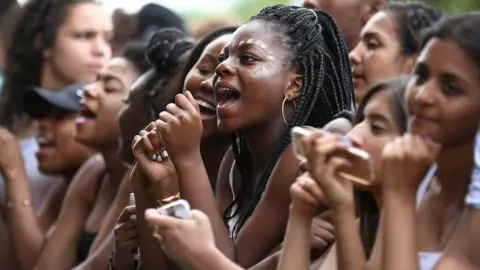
[38,164,61,176]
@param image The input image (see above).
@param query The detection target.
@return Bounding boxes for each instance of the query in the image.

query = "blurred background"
[14,0,480,28]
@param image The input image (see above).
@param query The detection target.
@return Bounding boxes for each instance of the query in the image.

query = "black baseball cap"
[23,83,85,119]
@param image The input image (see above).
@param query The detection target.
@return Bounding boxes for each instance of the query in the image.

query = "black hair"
[353,75,410,257]
[382,1,442,57]
[421,12,480,79]
[228,5,355,236]
[0,0,99,131]
[143,28,195,121]
[121,41,150,75]
[156,26,238,113]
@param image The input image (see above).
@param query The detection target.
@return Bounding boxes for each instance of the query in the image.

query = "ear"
[35,33,51,59]
[402,55,416,74]
[285,73,303,101]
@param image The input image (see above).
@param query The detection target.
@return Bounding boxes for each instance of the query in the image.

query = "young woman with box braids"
[134,4,354,268]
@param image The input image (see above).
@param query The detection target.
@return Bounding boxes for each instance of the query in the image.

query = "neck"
[101,148,127,191]
[435,139,475,206]
[371,187,383,209]
[41,62,69,91]
[243,116,287,174]
[201,135,230,187]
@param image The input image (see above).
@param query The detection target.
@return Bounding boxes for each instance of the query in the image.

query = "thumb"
[191,209,209,223]
[185,91,200,113]
[424,139,442,161]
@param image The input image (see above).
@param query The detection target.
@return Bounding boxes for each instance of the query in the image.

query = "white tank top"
[227,160,239,239]
[416,164,443,270]
[466,130,480,209]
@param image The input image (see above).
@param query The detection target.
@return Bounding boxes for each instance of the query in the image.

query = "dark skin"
[117,71,156,165]
[131,34,233,270]
[146,20,303,268]
[303,0,385,51]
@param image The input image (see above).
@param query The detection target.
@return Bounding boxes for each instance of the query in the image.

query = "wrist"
[188,244,230,270]
[172,149,202,170]
[289,204,317,220]
[4,166,27,181]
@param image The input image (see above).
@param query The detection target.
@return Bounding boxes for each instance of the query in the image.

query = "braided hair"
[383,1,443,57]
[144,28,195,121]
[228,5,355,237]
[0,0,99,132]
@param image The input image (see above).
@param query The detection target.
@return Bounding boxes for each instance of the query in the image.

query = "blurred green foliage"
[412,0,480,13]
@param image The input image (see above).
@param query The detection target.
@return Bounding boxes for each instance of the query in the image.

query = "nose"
[346,126,366,149]
[37,118,52,133]
[82,83,99,99]
[349,43,362,67]
[302,0,317,9]
[92,35,111,59]
[199,76,214,94]
[215,59,235,78]
[410,80,435,106]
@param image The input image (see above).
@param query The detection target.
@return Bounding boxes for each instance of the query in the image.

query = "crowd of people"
[0,0,478,269]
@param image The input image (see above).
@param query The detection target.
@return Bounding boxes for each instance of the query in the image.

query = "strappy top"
[416,164,443,270]
[227,160,239,239]
[466,130,480,209]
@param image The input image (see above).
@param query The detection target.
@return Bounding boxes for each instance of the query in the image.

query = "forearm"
[331,203,366,270]
[187,245,244,270]
[277,209,313,270]
[175,154,234,259]
[131,167,168,270]
[382,191,417,270]
[72,234,114,270]
[4,169,46,270]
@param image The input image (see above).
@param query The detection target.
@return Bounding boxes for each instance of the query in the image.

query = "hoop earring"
[282,97,289,125]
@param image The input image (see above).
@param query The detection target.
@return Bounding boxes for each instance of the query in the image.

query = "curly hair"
[227,5,355,236]
[0,0,100,132]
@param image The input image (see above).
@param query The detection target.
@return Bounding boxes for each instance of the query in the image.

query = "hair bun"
[145,28,194,75]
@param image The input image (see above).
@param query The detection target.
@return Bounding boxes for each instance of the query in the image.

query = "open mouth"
[214,82,241,108]
[79,104,97,119]
[196,99,216,117]
[77,104,97,124]
[37,136,55,148]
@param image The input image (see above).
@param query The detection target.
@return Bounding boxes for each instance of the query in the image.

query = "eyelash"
[239,53,257,63]
[198,65,214,74]
[365,38,379,50]
[369,122,385,135]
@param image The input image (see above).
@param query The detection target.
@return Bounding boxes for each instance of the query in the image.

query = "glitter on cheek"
[251,56,281,78]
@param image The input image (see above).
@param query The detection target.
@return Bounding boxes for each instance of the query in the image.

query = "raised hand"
[155,91,203,167]
[381,134,441,196]
[113,206,138,268]
[290,173,326,217]
[145,208,216,264]
[131,122,175,184]
[0,127,24,178]
[303,131,357,208]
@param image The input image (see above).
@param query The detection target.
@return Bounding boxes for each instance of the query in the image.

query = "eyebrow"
[367,112,391,124]
[361,31,381,41]
[441,72,469,86]
[101,74,125,89]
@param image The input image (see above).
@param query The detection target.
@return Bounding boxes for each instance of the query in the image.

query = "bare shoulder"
[65,154,106,203]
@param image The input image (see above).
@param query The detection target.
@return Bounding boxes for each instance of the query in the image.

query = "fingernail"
[155,120,161,126]
[152,154,157,160]
[343,138,353,148]
[161,150,169,158]
[156,155,163,162]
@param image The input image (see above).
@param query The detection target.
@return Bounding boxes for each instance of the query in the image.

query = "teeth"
[196,99,216,111]
[218,87,235,93]
[37,137,53,145]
